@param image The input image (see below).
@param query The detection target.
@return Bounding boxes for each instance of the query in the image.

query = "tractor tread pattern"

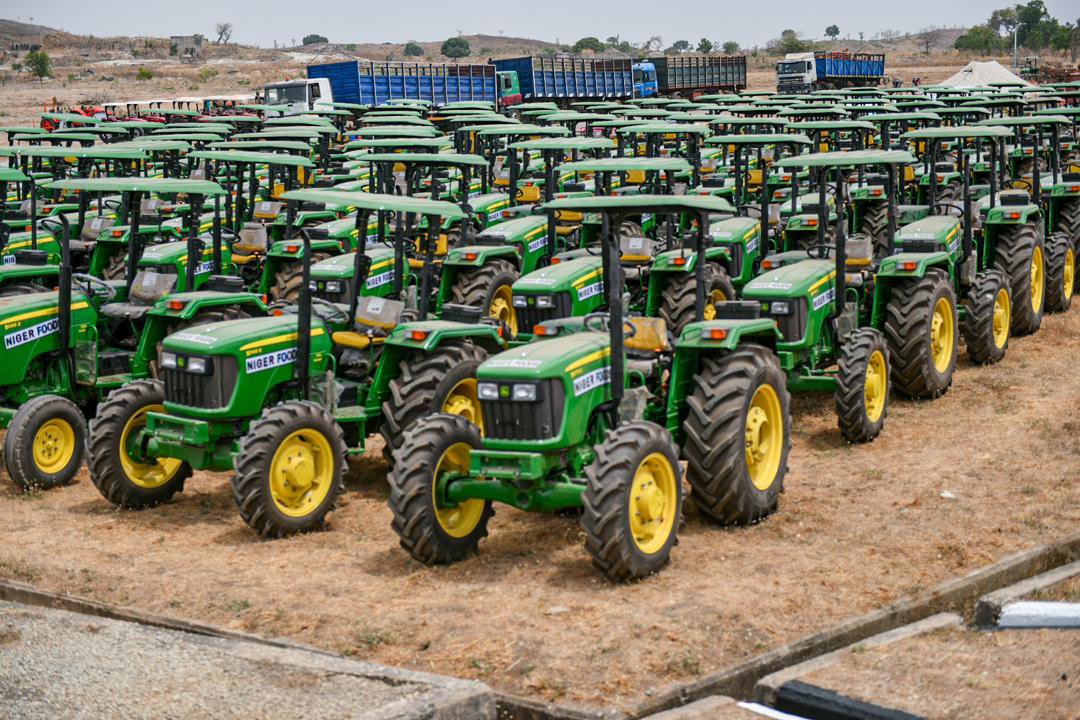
[834,327,889,443]
[884,269,956,399]
[658,263,735,336]
[1044,232,1073,313]
[993,223,1042,336]
[4,395,86,490]
[961,269,1010,365]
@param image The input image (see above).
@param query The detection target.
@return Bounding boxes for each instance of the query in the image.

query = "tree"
[954,24,1004,55]
[646,35,664,53]
[25,49,50,81]
[404,41,424,57]
[572,36,605,53]
[920,28,944,54]
[669,39,691,53]
[697,38,714,54]
[722,41,740,55]
[768,29,810,55]
[441,37,470,59]
[825,25,840,39]
[214,22,233,45]
[302,34,328,46]
[136,67,154,81]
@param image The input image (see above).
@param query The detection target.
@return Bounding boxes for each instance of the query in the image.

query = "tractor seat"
[331,296,406,350]
[620,233,654,279]
[624,316,672,355]
[233,223,270,256]
[100,270,177,320]
[844,234,874,268]
[81,216,115,241]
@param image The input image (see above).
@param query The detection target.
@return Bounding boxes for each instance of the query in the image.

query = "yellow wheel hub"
[120,405,183,489]
[433,441,484,538]
[701,288,728,321]
[489,284,518,335]
[442,378,484,434]
[268,429,334,518]
[744,384,784,492]
[992,288,1011,350]
[863,350,887,424]
[628,452,677,555]
[930,297,955,373]
[32,419,76,475]
[1030,245,1044,313]
[1064,248,1075,302]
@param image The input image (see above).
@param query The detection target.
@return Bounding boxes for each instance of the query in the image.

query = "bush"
[136,67,154,81]
[441,37,470,59]
[25,50,51,82]
[302,34,328,46]
[197,66,218,82]
[722,41,740,55]
[404,41,424,57]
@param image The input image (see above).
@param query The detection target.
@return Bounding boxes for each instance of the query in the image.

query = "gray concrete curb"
[974,558,1080,625]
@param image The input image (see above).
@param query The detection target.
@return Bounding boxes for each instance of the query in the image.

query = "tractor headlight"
[512,383,537,402]
[187,356,209,374]
[512,295,527,308]
[535,295,554,309]
[325,281,342,293]
[161,351,178,369]
[478,382,499,400]
[770,301,792,315]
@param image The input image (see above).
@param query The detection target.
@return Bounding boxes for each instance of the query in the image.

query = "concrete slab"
[0,601,494,720]
[638,696,810,720]
[974,559,1080,625]
[997,601,1080,629]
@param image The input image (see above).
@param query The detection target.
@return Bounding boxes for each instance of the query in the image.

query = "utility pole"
[1012,23,1025,71]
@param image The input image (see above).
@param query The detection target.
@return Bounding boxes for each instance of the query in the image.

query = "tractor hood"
[311,247,397,279]
[742,258,835,301]
[0,290,95,376]
[477,214,547,240]
[897,216,960,253]
[163,315,329,358]
[513,255,602,295]
[478,331,608,382]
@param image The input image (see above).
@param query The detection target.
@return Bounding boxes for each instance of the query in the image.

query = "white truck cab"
[776,52,816,94]
[262,78,333,115]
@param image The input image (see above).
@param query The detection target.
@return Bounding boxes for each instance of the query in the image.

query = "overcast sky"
[4,0,1078,49]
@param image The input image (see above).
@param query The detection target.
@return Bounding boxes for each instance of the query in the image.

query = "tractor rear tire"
[102,252,127,281]
[4,395,86,491]
[791,225,836,252]
[270,252,331,303]
[379,342,489,464]
[388,413,492,565]
[857,200,890,260]
[448,259,519,334]
[1044,232,1074,314]
[658,263,735,337]
[683,346,790,525]
[232,401,346,538]
[936,180,962,204]
[1059,197,1080,243]
[834,328,890,443]
[87,380,191,508]
[961,269,1011,365]
[884,269,957,399]
[582,421,683,581]
[993,223,1044,336]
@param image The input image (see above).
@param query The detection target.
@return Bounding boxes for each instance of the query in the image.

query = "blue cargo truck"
[306,60,518,107]
[491,56,634,105]
[776,51,886,93]
[633,55,748,98]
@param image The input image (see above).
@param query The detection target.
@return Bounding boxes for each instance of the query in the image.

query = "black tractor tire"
[857,199,890,260]
[993,223,1044,336]
[884,269,957,399]
[0,282,50,298]
[682,345,791,525]
[834,328,890,443]
[791,224,836,252]
[658,263,736,337]
[87,380,191,508]
[4,395,86,491]
[1044,232,1074,314]
[1058,197,1080,244]
[232,401,346,538]
[269,251,331,303]
[102,251,128,281]
[581,421,683,581]
[379,342,489,464]
[448,259,520,333]
[936,180,962,204]
[388,413,492,565]
[961,269,1011,365]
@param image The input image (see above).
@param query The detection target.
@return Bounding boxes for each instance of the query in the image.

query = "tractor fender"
[675,318,781,352]
[876,251,951,280]
[650,246,732,275]
[443,244,520,269]
[384,320,507,355]
[266,238,344,259]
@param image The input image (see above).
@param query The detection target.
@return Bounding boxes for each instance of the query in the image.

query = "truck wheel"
[835,328,889,443]
[857,200,889,260]
[658,263,735,336]
[232,401,346,538]
[884,269,957,399]
[87,380,191,508]
[582,421,682,581]
[4,395,86,490]
[1044,232,1074,313]
[683,346,790,525]
[270,252,331,303]
[994,223,1043,336]
[388,414,492,564]
[449,259,519,335]
[102,251,127,281]
[379,342,488,464]
[961,269,1011,365]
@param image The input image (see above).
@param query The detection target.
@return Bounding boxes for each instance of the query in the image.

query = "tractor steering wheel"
[583,313,638,339]
[38,217,69,237]
[806,243,834,260]
[72,273,116,302]
[929,202,964,218]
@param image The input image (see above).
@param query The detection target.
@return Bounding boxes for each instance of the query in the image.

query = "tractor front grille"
[481,379,565,441]
[764,297,808,344]
[513,291,573,334]
[163,357,238,410]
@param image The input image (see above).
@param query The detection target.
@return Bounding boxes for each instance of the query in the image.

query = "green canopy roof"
[39,113,101,124]
[385,98,433,106]
[704,133,813,146]
[0,126,46,134]
[786,120,875,131]
[142,132,225,142]
[709,116,790,127]
[16,146,147,159]
[473,124,569,137]
[536,111,615,122]
[233,130,321,140]
[16,132,100,142]
[210,116,265,124]
[300,108,353,117]
[208,140,312,152]
[264,115,334,127]
[279,189,465,219]
[46,176,226,195]
[361,116,434,127]
[258,124,336,135]
[188,149,314,167]
[862,112,941,124]
[774,149,916,168]
[0,168,30,182]
[976,115,1072,127]
[344,137,452,151]
[348,152,488,168]
[615,122,710,136]
[544,193,735,214]
[106,120,165,129]
[508,137,615,152]
[780,106,849,117]
[558,157,692,173]
[108,140,191,152]
[157,122,233,132]
[153,109,201,116]
[900,125,1012,140]
[440,101,495,110]
[348,126,442,138]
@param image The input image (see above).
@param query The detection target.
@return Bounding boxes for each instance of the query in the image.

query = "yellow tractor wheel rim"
[268,429,335,518]
[120,405,183,489]
[433,441,484,538]
[701,288,728,321]
[1064,248,1075,302]
[442,378,484,434]
[628,452,678,555]
[1030,245,1044,313]
[32,418,76,475]
[489,284,518,336]
[864,350,887,424]
[744,384,784,492]
[992,288,1011,349]
[930,297,955,373]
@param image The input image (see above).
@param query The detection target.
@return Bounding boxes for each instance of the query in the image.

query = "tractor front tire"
[835,328,890,443]
[448,259,519,334]
[582,421,683,581]
[884,269,957,399]
[683,346,790,525]
[658,263,736,336]
[87,380,191,508]
[388,414,492,565]
[961,269,1011,365]
[994,223,1044,336]
[4,395,86,491]
[1044,232,1074,314]
[232,401,346,538]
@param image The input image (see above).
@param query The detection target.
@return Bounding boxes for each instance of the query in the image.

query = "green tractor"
[86,192,508,536]
[389,194,790,581]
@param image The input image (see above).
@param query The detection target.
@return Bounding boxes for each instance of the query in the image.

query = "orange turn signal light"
[534,325,558,336]
[168,300,185,311]
[807,218,818,226]
[1007,212,1020,220]
[409,330,428,341]
[285,244,299,253]
[704,328,727,340]
[112,229,123,237]
[463,252,478,261]
[672,257,687,266]
[901,261,918,271]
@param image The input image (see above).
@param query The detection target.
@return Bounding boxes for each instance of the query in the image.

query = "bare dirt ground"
[1,303,1078,711]
[803,625,1079,719]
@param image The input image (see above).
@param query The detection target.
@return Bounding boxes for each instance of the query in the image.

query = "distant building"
[170,34,204,59]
